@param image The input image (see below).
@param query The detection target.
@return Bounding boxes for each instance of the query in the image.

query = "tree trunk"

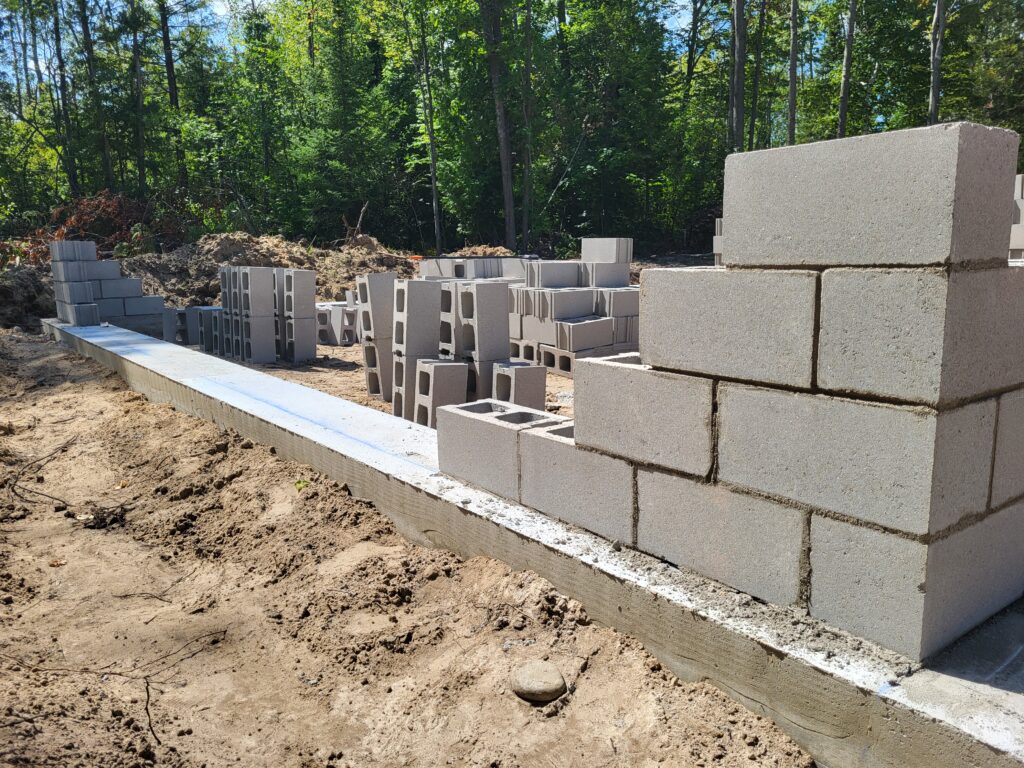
[478,0,516,251]
[731,0,747,152]
[308,0,316,63]
[928,0,946,125]
[520,0,533,250]
[158,0,188,188]
[788,0,798,144]
[52,0,80,195]
[837,0,856,138]
[556,0,569,78]
[76,0,115,189]
[18,7,31,104]
[747,0,767,150]
[412,7,444,255]
[8,14,23,117]
[683,0,706,99]
[130,0,146,197]
[28,4,44,101]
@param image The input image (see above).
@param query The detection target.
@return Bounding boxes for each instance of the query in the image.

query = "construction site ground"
[0,328,813,767]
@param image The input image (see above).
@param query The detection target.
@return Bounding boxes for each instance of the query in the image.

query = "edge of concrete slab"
[42,319,1024,768]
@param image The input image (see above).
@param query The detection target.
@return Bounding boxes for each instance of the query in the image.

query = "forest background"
[1,0,1022,257]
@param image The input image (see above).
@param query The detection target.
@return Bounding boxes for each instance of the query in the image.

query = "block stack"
[50,240,166,335]
[391,279,443,420]
[214,266,316,364]
[509,238,639,379]
[357,272,398,400]
[315,296,358,347]
[437,122,1024,662]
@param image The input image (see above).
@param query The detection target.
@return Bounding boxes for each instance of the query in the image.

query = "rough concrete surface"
[992,388,1024,507]
[722,122,1020,266]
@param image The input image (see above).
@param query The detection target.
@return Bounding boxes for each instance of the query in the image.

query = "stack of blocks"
[439,280,515,401]
[315,298,358,347]
[357,272,398,400]
[391,279,443,420]
[509,238,639,379]
[50,241,166,335]
[216,266,316,363]
[438,122,1024,662]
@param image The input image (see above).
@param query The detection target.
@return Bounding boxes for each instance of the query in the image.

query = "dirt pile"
[121,232,417,307]
[0,264,54,330]
[0,330,813,767]
[445,244,515,259]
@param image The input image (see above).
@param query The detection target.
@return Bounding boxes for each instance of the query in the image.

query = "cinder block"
[356,272,397,341]
[326,305,356,346]
[575,353,714,476]
[1011,224,1024,250]
[538,344,612,379]
[639,267,817,388]
[810,507,1024,661]
[722,122,1019,267]
[54,280,94,304]
[60,302,100,326]
[582,262,631,288]
[84,260,122,281]
[283,269,316,318]
[51,260,85,282]
[508,313,522,340]
[1016,173,1024,200]
[413,359,470,427]
[198,308,221,353]
[595,287,640,318]
[285,317,316,363]
[50,240,97,262]
[991,388,1024,507]
[492,362,546,411]
[542,288,596,320]
[459,282,511,362]
[393,280,442,358]
[99,278,144,299]
[436,400,566,499]
[362,340,394,401]
[637,470,804,606]
[466,360,497,400]
[162,307,179,342]
[718,383,997,535]
[96,298,124,319]
[819,267,1024,405]
[521,315,556,346]
[526,260,582,288]
[1013,200,1024,226]
[239,267,276,316]
[392,356,421,420]
[184,306,216,346]
[581,238,633,264]
[108,313,163,338]
[555,316,614,352]
[499,258,526,279]
[241,315,276,363]
[520,422,633,542]
[124,295,165,316]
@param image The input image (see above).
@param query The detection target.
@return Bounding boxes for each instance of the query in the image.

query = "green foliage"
[0,0,1022,252]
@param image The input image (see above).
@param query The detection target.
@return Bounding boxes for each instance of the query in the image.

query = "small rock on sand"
[511,660,566,703]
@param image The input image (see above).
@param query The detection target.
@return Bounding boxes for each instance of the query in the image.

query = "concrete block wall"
[436,122,1024,662]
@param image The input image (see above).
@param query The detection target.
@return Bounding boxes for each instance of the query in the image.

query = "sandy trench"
[0,329,813,767]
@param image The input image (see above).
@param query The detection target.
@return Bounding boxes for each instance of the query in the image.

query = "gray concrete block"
[285,317,316,363]
[50,240,97,262]
[184,306,217,346]
[107,313,164,338]
[991,388,1024,507]
[436,400,566,499]
[356,272,396,341]
[543,288,597,320]
[60,302,100,326]
[393,280,442,358]
[162,307,179,342]
[493,362,546,410]
[1013,200,1024,226]
[459,282,511,362]
[199,307,222,353]
[125,295,165,315]
[718,383,997,535]
[509,313,522,340]
[96,298,125,319]
[575,353,714,475]
[639,267,817,388]
[819,267,1024,405]
[582,262,631,288]
[595,287,640,318]
[51,260,85,282]
[538,344,612,379]
[283,269,316,318]
[581,237,633,264]
[467,360,497,400]
[637,470,804,605]
[1016,173,1024,200]
[499,258,526,279]
[100,278,144,299]
[243,314,277,363]
[391,355,421,421]
[413,359,469,427]
[54,280,94,304]
[84,260,122,281]
[521,315,556,346]
[1011,224,1024,250]
[362,340,394,400]
[526,260,582,288]
[239,266,276,316]
[810,507,1024,660]
[520,422,634,542]
[555,315,614,352]
[722,122,1019,267]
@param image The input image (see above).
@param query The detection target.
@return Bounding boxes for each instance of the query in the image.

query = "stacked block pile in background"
[436,122,1024,662]
[50,240,166,335]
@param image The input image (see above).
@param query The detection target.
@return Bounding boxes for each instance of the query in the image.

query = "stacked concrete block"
[279,269,316,363]
[712,218,724,265]
[492,362,546,411]
[198,307,222,353]
[581,237,633,264]
[392,280,443,421]
[436,122,1024,663]
[436,400,567,499]
[1011,174,1024,260]
[413,359,470,427]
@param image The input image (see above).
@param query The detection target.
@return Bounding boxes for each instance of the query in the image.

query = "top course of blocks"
[721,122,1019,268]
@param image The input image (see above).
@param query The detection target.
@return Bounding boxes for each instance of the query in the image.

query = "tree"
[731,0,747,151]
[928,0,946,124]
[788,0,798,143]
[837,0,856,138]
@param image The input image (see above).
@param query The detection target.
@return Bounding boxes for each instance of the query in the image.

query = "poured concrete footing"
[42,319,1024,768]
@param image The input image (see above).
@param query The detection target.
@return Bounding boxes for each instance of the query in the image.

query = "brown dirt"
[119,232,417,308]
[444,245,516,259]
[0,329,814,767]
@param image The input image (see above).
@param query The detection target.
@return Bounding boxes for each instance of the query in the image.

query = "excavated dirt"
[0,329,814,767]
[118,232,417,308]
